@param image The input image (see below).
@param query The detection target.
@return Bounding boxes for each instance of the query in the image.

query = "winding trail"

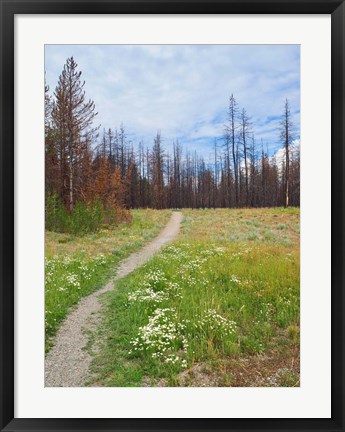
[45,212,183,387]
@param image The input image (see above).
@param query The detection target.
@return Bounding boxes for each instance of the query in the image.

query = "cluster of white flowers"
[161,246,191,262]
[45,257,56,268]
[199,309,237,336]
[159,244,225,269]
[65,273,80,288]
[230,274,241,285]
[181,257,208,272]
[144,270,168,286]
[95,254,107,265]
[45,272,53,284]
[62,256,72,265]
[129,308,188,368]
[255,302,275,324]
[128,287,169,304]
[127,270,181,305]
[232,247,252,259]
[45,258,57,284]
[200,246,226,257]
[278,296,292,305]
[46,255,101,294]
[164,355,188,368]
[78,263,95,280]
[229,274,253,288]
[126,245,237,369]
[214,246,226,255]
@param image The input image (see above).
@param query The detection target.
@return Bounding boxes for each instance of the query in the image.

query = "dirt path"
[45,212,183,387]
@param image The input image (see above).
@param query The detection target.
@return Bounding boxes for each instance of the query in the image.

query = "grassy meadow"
[87,208,300,387]
[45,209,172,352]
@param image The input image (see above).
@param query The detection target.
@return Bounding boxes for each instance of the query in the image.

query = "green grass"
[45,209,172,352]
[88,208,300,387]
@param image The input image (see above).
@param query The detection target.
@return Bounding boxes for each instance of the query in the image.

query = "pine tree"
[45,80,59,195]
[52,56,98,211]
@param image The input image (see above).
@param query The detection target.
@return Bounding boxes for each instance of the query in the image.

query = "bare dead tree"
[280,99,294,208]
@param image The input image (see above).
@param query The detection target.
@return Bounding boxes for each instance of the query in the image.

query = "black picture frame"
[1,1,344,431]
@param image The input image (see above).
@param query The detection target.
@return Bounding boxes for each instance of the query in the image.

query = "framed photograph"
[1,0,344,431]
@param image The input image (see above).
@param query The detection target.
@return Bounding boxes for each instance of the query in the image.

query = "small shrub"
[45,193,69,232]
[45,193,131,234]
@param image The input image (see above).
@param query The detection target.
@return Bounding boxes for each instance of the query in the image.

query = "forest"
[45,56,300,232]
[45,54,300,387]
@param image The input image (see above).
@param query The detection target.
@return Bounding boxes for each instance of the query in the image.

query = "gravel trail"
[45,212,183,387]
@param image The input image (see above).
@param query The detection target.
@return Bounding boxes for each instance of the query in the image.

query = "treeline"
[45,56,300,230]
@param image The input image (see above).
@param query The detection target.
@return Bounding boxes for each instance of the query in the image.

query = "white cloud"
[273,139,300,172]
[45,44,300,159]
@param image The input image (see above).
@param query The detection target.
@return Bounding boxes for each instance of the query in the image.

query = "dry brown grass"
[180,207,299,247]
[46,209,172,258]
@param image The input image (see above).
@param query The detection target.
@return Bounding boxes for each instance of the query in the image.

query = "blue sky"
[45,45,300,160]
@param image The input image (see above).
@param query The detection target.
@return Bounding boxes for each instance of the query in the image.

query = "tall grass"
[88,208,300,387]
[45,209,172,352]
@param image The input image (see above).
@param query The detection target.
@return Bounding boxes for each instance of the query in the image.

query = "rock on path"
[45,211,183,387]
